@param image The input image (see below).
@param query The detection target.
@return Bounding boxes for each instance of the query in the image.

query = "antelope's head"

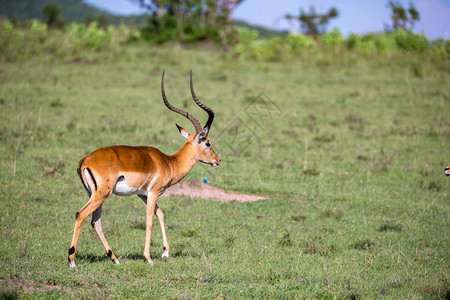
[161,70,221,167]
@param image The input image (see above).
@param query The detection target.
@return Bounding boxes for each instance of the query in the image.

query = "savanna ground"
[0,43,449,299]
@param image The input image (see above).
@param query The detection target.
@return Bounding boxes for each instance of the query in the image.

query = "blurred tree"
[387,1,419,31]
[213,0,245,51]
[42,4,65,28]
[285,6,338,38]
[131,0,244,49]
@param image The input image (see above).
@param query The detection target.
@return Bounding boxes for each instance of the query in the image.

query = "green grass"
[0,44,449,299]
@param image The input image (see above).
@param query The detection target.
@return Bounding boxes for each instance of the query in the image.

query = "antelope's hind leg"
[68,192,108,268]
[91,203,119,264]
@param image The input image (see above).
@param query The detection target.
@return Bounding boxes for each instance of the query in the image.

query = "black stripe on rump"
[86,167,97,191]
[77,167,91,196]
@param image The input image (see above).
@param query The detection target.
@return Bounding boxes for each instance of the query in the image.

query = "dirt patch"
[162,180,268,202]
[0,275,61,293]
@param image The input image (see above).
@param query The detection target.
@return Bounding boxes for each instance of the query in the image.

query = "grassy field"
[0,43,449,299]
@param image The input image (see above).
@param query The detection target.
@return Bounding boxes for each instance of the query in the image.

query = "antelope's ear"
[176,124,190,139]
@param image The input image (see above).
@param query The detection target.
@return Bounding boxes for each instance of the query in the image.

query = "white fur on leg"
[69,261,77,268]
[161,250,169,260]
[147,259,154,265]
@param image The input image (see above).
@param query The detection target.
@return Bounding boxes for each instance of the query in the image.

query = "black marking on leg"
[91,220,95,228]
[86,167,97,191]
[68,246,75,255]
[68,257,71,263]
[107,250,113,258]
[75,211,80,219]
[163,246,167,251]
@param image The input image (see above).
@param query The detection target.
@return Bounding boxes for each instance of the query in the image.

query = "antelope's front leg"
[143,191,157,264]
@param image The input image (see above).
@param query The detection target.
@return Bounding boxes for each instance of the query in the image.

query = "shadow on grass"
[77,252,161,263]
[76,253,111,264]
[76,246,200,264]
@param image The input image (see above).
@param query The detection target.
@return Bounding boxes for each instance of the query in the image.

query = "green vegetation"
[235,26,449,61]
[0,20,449,299]
[0,0,149,27]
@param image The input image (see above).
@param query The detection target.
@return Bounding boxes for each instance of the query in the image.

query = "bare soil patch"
[0,275,61,293]
[162,180,268,202]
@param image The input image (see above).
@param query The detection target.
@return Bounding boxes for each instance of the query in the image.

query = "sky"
[84,0,450,39]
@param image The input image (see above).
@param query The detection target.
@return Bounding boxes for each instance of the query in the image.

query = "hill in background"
[0,0,286,38]
[0,0,149,27]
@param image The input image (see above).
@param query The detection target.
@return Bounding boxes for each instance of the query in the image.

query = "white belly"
[113,180,147,196]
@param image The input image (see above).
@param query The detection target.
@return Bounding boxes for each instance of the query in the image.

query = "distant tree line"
[4,0,440,55]
[285,2,420,38]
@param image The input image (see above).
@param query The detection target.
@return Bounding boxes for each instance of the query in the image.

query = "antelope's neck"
[167,143,198,184]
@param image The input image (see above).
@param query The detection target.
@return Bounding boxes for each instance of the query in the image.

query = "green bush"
[65,22,85,49]
[0,20,141,61]
[392,29,429,53]
[238,37,286,61]
[2,19,14,33]
[430,38,450,57]
[83,21,112,50]
[285,32,317,53]
[235,26,259,55]
[372,33,396,54]
[30,20,48,35]
[65,21,112,51]
[320,27,345,48]
[236,26,259,44]
[348,33,396,54]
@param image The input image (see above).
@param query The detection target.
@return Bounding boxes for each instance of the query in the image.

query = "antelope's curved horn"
[161,70,202,134]
[190,70,215,132]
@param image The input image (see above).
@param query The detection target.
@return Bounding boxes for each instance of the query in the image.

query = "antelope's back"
[79,145,158,175]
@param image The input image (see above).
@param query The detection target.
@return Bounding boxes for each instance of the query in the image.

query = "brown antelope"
[68,70,221,268]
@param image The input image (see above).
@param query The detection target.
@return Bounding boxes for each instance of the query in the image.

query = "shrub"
[65,21,112,51]
[347,33,375,53]
[65,22,85,49]
[431,38,450,57]
[30,20,48,35]
[320,27,345,48]
[242,37,286,61]
[392,29,429,53]
[372,33,396,54]
[285,32,317,53]
[235,26,259,55]
[2,19,14,33]
[83,21,112,51]
[347,33,396,54]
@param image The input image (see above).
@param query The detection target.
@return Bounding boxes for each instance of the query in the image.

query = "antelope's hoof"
[69,262,77,268]
[146,259,154,265]
[114,259,120,265]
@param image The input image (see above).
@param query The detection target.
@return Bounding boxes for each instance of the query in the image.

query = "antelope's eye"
[205,142,211,147]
